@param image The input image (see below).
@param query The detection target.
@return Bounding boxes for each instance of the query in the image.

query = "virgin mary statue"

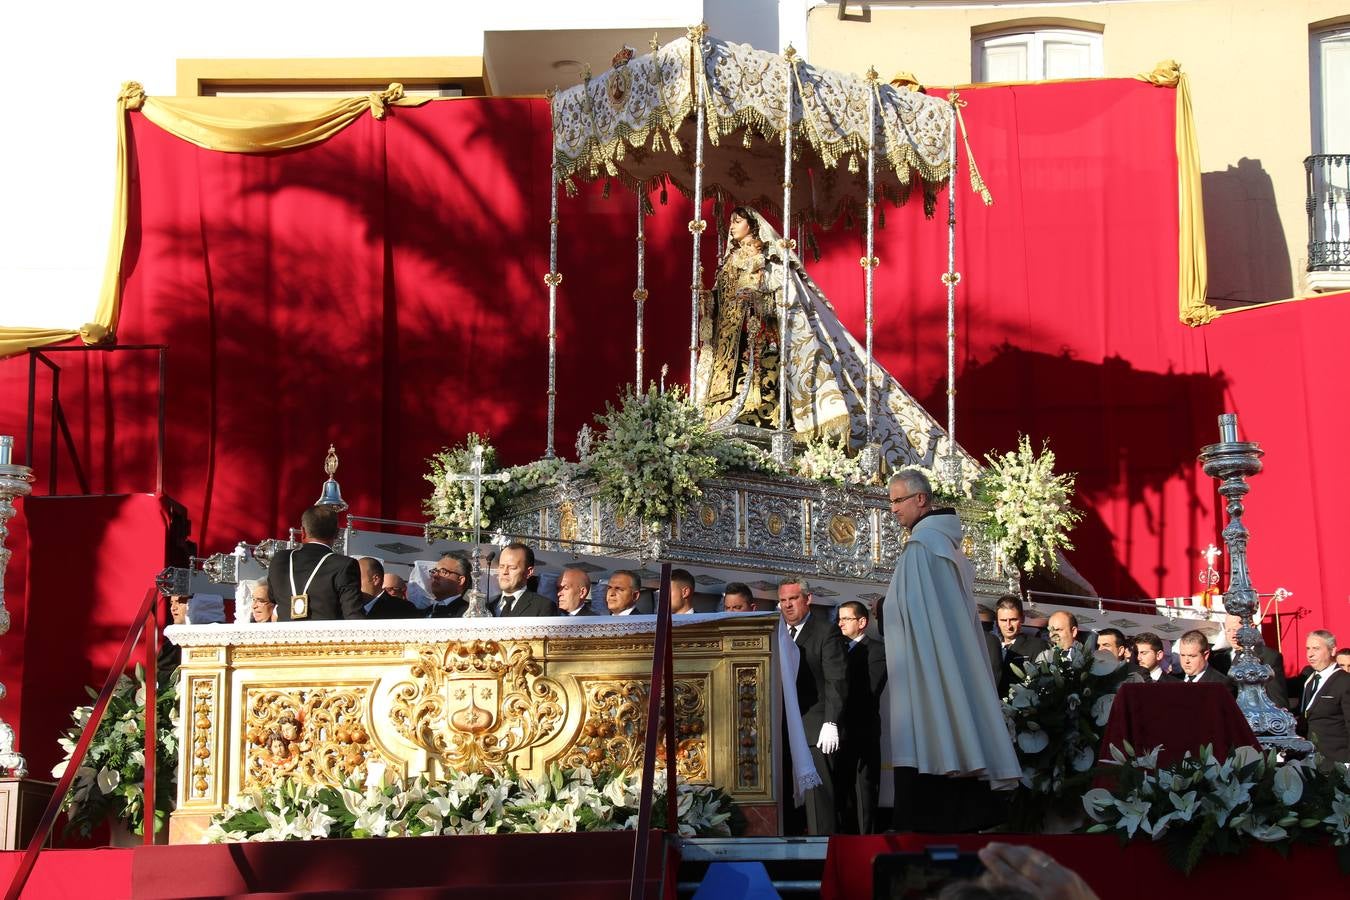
[693,206,964,473]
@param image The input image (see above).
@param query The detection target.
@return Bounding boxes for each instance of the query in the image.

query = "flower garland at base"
[204,766,737,842]
[1084,743,1350,874]
[52,665,180,838]
[1002,645,1128,832]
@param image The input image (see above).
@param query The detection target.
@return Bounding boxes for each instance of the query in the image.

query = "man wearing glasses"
[424,550,472,618]
[879,469,1019,831]
[835,600,887,833]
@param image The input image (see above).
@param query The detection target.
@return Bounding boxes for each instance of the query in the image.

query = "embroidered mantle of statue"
[699,207,782,429]
[694,206,981,478]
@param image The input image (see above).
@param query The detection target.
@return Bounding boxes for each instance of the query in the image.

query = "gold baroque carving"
[730,637,765,650]
[555,678,707,781]
[559,501,579,543]
[828,514,857,547]
[735,667,760,790]
[243,687,386,789]
[191,680,214,798]
[189,649,219,660]
[390,641,565,773]
[232,645,404,663]
[766,512,784,536]
[699,504,716,527]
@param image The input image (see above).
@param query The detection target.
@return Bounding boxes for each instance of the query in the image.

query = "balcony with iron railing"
[1306,154,1350,291]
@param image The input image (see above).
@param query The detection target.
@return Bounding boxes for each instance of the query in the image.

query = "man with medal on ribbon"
[267,505,364,621]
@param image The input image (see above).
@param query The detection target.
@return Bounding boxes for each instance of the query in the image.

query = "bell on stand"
[316,444,348,511]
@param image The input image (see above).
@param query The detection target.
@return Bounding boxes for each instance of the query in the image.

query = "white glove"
[816,722,839,754]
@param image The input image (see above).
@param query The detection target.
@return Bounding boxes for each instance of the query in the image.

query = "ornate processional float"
[158,30,1068,845]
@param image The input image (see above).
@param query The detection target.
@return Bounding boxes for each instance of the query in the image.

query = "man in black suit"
[556,565,598,616]
[495,542,555,617]
[722,582,756,612]
[1300,630,1350,764]
[778,577,847,836]
[605,570,653,615]
[269,505,363,621]
[1176,630,1232,689]
[359,557,417,619]
[420,551,472,618]
[669,569,698,615]
[1133,632,1179,683]
[834,600,886,834]
[1096,628,1146,683]
[994,595,1048,693]
[1210,614,1288,708]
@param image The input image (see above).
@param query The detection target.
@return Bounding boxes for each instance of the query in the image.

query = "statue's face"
[729,213,751,242]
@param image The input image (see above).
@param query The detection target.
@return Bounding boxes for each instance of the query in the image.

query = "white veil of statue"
[693,207,975,474]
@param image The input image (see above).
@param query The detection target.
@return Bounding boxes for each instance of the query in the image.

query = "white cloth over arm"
[882,511,1020,790]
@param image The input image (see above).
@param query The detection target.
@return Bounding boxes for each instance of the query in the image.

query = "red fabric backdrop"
[0,79,1344,720]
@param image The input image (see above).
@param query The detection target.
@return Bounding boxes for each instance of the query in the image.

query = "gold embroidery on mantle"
[243,687,387,789]
[554,677,708,782]
[390,641,565,773]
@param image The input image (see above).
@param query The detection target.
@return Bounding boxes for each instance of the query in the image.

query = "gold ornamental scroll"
[164,614,779,843]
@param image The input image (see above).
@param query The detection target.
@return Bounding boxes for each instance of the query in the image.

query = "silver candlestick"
[1198,414,1310,753]
[0,436,34,776]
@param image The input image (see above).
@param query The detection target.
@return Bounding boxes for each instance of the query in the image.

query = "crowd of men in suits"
[231,504,1350,834]
[988,593,1350,766]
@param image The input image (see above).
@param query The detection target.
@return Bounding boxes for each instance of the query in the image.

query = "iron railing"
[1306,154,1350,271]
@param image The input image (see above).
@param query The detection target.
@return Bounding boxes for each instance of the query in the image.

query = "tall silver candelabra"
[1198,414,1310,753]
[0,436,33,776]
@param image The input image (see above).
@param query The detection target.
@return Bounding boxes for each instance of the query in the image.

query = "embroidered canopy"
[551,33,954,221]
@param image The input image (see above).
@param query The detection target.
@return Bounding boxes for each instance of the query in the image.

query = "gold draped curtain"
[0,83,427,359]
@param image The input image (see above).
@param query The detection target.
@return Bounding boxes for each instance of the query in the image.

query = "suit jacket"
[564,604,598,616]
[1301,668,1350,764]
[425,596,469,618]
[841,636,887,746]
[1211,645,1288,708]
[791,612,849,732]
[269,543,363,621]
[498,590,556,618]
[1186,666,1234,691]
[1144,668,1181,683]
[363,592,418,620]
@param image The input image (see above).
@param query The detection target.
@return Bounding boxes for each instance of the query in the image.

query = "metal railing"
[1306,154,1350,271]
[5,582,165,900]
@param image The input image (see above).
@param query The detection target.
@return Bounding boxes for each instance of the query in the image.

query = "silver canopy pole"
[688,26,708,392]
[635,190,647,388]
[772,46,798,467]
[941,94,961,481]
[544,90,562,459]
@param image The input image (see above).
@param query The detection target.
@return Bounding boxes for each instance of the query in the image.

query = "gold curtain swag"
[0,82,428,360]
[1137,61,1215,327]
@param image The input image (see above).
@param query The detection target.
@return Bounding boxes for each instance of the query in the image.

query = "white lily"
[1273,764,1304,806]
[1017,728,1050,754]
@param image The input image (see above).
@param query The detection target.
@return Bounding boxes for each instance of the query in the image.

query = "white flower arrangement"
[52,665,180,837]
[709,437,785,476]
[588,385,723,526]
[978,435,1083,573]
[423,434,507,537]
[792,432,863,485]
[203,765,735,843]
[1084,742,1350,873]
[1002,645,1128,830]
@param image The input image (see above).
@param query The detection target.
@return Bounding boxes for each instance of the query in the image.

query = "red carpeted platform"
[129,831,678,899]
[821,833,1345,899]
[0,848,133,899]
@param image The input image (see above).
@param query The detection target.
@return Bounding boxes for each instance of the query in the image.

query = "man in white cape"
[880,469,1021,831]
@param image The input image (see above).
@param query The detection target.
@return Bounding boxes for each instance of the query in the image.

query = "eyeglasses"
[889,492,920,506]
[837,616,861,622]
[431,568,465,578]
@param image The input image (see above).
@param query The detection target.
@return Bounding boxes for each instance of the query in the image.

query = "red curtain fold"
[0,79,1344,681]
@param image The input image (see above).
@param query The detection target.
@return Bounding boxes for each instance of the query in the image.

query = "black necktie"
[788,625,799,641]
[1303,673,1321,712]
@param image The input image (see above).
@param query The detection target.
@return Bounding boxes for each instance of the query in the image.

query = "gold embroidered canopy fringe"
[550,32,958,225]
